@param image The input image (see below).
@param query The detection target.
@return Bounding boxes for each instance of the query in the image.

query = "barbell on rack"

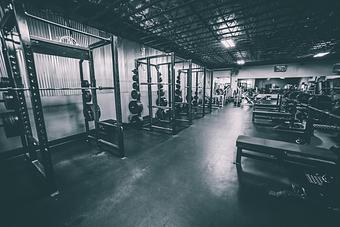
[0,86,115,91]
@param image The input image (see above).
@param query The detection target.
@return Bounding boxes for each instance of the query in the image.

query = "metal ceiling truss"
[17,0,340,68]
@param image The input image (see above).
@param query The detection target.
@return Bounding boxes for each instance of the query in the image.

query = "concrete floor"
[1,104,339,227]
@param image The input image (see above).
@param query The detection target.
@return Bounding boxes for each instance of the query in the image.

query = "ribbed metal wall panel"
[23,8,113,97]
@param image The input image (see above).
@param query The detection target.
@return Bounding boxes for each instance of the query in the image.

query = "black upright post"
[202,67,207,116]
[168,63,171,107]
[79,60,90,134]
[88,50,99,140]
[146,57,153,128]
[13,2,57,195]
[210,70,213,113]
[111,36,125,157]
[170,53,176,133]
[187,60,192,124]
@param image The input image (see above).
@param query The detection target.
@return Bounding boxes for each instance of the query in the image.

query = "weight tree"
[131,53,192,134]
[0,1,124,195]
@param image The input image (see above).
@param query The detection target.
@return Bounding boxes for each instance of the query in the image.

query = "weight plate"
[83,91,92,103]
[131,89,140,100]
[132,82,139,90]
[129,100,143,114]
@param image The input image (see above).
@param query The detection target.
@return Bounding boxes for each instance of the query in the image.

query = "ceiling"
[17,0,340,68]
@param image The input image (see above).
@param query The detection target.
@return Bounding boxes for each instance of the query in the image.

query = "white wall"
[236,60,339,79]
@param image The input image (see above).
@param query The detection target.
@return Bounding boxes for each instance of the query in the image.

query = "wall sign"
[274,65,288,72]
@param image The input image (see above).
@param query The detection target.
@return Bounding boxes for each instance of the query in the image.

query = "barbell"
[0,86,115,91]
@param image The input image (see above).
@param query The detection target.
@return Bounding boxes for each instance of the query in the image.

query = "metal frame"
[136,52,192,134]
[0,1,125,195]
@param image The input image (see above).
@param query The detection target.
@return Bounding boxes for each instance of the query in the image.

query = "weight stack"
[129,68,143,127]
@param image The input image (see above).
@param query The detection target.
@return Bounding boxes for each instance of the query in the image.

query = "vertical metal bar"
[195,71,199,116]
[167,63,171,107]
[210,70,213,113]
[13,1,57,195]
[88,50,99,140]
[146,57,153,128]
[79,60,89,134]
[202,67,207,116]
[187,60,192,124]
[111,36,125,157]
[170,53,176,133]
[1,33,35,160]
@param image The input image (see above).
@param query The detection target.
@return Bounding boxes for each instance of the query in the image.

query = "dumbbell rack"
[133,53,192,134]
[0,1,125,195]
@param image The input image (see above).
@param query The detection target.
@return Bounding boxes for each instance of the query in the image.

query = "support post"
[210,70,213,113]
[146,57,153,128]
[13,1,57,195]
[79,60,90,134]
[111,36,125,157]
[170,53,176,133]
[187,60,192,124]
[202,67,207,116]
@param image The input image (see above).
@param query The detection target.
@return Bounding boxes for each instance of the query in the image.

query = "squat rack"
[0,1,124,195]
[134,53,193,134]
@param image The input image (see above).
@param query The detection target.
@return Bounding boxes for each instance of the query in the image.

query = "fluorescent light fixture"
[313,52,330,58]
[237,59,245,65]
[221,39,235,48]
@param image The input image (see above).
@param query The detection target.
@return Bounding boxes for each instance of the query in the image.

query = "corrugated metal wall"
[24,8,113,97]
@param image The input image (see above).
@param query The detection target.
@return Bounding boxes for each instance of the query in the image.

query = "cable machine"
[0,0,124,195]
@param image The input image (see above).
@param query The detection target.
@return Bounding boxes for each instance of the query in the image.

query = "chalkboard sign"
[274,65,287,72]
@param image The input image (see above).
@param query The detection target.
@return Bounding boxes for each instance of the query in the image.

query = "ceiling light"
[313,52,330,58]
[221,39,235,48]
[237,59,245,65]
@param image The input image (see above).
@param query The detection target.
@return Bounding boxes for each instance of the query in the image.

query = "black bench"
[254,103,280,111]
[235,135,338,171]
[252,110,293,122]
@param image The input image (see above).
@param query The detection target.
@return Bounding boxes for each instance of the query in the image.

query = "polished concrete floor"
[1,104,339,227]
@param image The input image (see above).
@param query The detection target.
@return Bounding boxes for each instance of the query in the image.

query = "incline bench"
[236,135,339,172]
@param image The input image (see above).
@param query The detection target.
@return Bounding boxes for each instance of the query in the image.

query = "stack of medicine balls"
[128,68,143,127]
[155,69,169,120]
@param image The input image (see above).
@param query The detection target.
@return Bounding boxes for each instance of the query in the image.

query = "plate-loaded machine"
[131,53,192,134]
[0,1,124,195]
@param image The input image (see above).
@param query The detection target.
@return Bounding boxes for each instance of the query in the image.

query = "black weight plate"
[129,100,143,114]
[131,89,140,100]
[157,89,165,96]
[132,82,139,90]
[132,74,139,81]
[2,112,21,137]
[83,91,92,102]
[3,92,16,110]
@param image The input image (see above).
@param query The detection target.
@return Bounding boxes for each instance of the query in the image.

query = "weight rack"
[134,53,193,134]
[0,1,125,195]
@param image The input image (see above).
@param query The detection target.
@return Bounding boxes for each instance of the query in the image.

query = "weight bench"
[253,103,280,111]
[252,110,293,123]
[235,135,339,171]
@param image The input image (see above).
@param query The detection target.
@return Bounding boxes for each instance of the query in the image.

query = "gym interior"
[0,0,340,226]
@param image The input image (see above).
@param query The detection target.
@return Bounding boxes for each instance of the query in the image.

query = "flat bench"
[252,110,293,122]
[254,103,280,111]
[235,135,338,170]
